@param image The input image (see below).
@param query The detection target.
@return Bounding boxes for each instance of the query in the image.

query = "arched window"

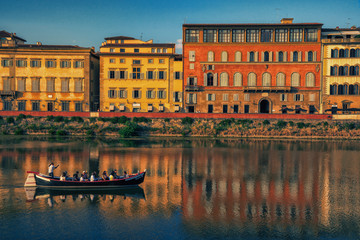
[248,72,257,86]
[350,66,356,76]
[349,84,358,95]
[264,51,269,62]
[355,66,360,76]
[308,51,313,62]
[262,72,271,86]
[207,73,214,86]
[207,51,214,62]
[330,66,338,76]
[305,72,315,87]
[339,49,345,58]
[338,85,347,95]
[249,52,255,62]
[293,51,298,62]
[356,49,360,58]
[331,49,339,58]
[233,72,242,86]
[220,72,229,86]
[330,85,337,95]
[350,49,356,58]
[278,51,284,62]
[235,51,241,62]
[339,66,348,76]
[221,51,228,62]
[344,49,349,58]
[291,72,300,86]
[276,73,285,86]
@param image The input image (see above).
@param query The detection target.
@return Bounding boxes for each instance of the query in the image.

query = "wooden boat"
[24,170,146,188]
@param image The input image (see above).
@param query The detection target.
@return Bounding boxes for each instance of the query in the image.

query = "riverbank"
[1,114,360,139]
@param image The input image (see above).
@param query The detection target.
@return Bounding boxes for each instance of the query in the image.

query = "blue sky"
[1,0,359,52]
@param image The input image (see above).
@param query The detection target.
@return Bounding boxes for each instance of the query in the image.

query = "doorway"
[259,99,270,113]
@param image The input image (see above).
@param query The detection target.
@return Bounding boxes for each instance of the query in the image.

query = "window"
[278,51,284,62]
[75,102,82,112]
[261,29,273,42]
[244,94,250,102]
[174,92,181,102]
[3,101,11,111]
[148,59,153,63]
[235,51,241,62]
[349,84,359,95]
[291,73,300,86]
[276,73,285,86]
[61,78,69,92]
[248,73,257,86]
[275,29,288,42]
[206,93,215,101]
[233,94,239,101]
[350,66,359,76]
[185,29,199,42]
[158,71,166,80]
[293,51,299,62]
[218,29,230,42]
[1,59,13,67]
[189,51,195,62]
[232,29,245,42]
[18,101,26,111]
[187,93,196,104]
[158,90,166,99]
[74,60,84,68]
[262,73,271,86]
[309,94,315,102]
[146,89,155,99]
[289,29,303,42]
[3,77,11,91]
[207,51,214,62]
[221,51,228,62]
[60,60,71,68]
[17,78,26,91]
[74,78,83,92]
[61,101,69,111]
[308,51,313,62]
[249,51,255,62]
[132,90,141,99]
[133,60,141,64]
[206,73,214,86]
[45,60,56,68]
[246,29,259,42]
[163,48,167,53]
[233,105,239,113]
[263,51,270,62]
[203,29,217,42]
[175,72,181,80]
[280,94,287,102]
[32,101,40,111]
[120,49,125,53]
[244,105,249,113]
[223,94,229,101]
[339,66,348,76]
[294,94,303,101]
[234,73,242,86]
[339,49,345,58]
[119,89,127,98]
[338,85,347,95]
[30,59,41,68]
[46,78,55,92]
[157,48,161,53]
[330,85,337,95]
[305,29,317,42]
[223,105,228,113]
[147,71,154,79]
[208,105,213,113]
[220,72,229,86]
[305,73,315,87]
[189,63,194,69]
[110,48,115,53]
[16,59,27,67]
[188,77,196,86]
[108,70,115,79]
[330,66,338,76]
[159,59,165,63]
[132,68,141,79]
[110,59,115,63]
[31,78,40,92]
[151,48,155,53]
[331,49,339,58]
[119,59,125,63]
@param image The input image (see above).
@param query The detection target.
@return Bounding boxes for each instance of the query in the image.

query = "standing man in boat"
[48,162,59,178]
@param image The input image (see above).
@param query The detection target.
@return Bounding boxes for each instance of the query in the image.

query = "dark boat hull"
[27,171,146,188]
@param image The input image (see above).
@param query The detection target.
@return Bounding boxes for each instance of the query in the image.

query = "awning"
[133,103,140,108]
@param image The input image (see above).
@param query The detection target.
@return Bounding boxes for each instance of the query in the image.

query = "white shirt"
[90,175,95,181]
[48,165,55,174]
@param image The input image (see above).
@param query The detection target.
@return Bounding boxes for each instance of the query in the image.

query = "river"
[0,137,359,239]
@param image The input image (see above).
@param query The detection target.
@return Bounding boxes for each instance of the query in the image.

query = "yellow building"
[321,27,360,114]
[99,36,183,112]
[0,30,99,112]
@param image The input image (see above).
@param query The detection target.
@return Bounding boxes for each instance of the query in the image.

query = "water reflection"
[0,137,360,239]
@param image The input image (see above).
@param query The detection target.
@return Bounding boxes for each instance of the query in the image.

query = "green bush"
[181,117,194,125]
[6,117,15,124]
[54,116,64,122]
[164,118,170,122]
[276,120,287,129]
[219,119,234,128]
[86,130,96,136]
[118,122,140,138]
[16,114,27,121]
[323,121,329,127]
[289,121,294,127]
[89,117,97,123]
[296,122,306,129]
[14,128,25,135]
[70,116,84,123]
[48,129,56,135]
[46,115,55,121]
[133,117,150,123]
[263,120,270,125]
[56,130,68,136]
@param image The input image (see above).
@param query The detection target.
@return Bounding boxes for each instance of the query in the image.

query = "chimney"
[13,33,16,36]
[336,26,340,30]
[36,42,42,45]
[281,18,294,24]
[351,25,357,29]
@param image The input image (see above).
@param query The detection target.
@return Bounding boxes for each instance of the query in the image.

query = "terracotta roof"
[101,43,175,48]
[322,28,360,32]
[104,36,136,40]
[0,30,26,42]
[183,23,323,28]
[0,44,94,52]
[98,52,176,57]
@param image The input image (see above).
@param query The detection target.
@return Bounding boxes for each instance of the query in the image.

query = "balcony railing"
[322,38,360,43]
[185,85,203,91]
[0,90,17,97]
[243,86,292,92]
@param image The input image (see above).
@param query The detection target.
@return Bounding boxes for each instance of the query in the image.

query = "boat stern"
[24,171,37,187]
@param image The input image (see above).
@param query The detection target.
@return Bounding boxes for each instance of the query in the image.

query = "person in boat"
[83,171,88,180]
[80,173,85,181]
[109,171,114,181]
[124,171,129,178]
[90,172,96,182]
[73,171,79,181]
[102,171,109,180]
[48,162,59,178]
[60,171,67,181]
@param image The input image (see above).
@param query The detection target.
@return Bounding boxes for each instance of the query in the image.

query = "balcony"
[322,38,360,43]
[243,86,292,92]
[0,90,17,97]
[185,85,203,91]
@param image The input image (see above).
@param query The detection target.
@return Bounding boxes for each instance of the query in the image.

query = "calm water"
[1,137,360,240]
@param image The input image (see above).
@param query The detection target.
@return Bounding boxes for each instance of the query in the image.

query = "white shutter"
[194,94,197,103]
[187,77,189,85]
[269,51,273,62]
[314,51,317,61]
[212,94,216,101]
[125,90,128,98]
[293,94,296,101]
[173,72,176,80]
[212,65,215,70]
[305,51,308,62]
[186,93,189,103]
[261,52,264,62]
[164,72,167,80]
[129,73,133,79]
[255,51,258,62]
[280,94,283,101]
[206,94,209,101]
[214,73,218,86]
[247,52,250,62]
[139,91,142,98]
[125,71,128,79]
[300,94,304,101]
[284,51,287,62]
[115,71,120,79]
[284,94,288,101]
[180,72,183,80]
[140,73,144,79]
[204,73,207,86]
[151,90,155,99]
[290,52,293,62]
[194,77,197,85]
[108,71,111,79]
[164,91,167,99]
[276,52,279,62]
[179,92,183,102]
[299,52,302,62]
[132,91,134,98]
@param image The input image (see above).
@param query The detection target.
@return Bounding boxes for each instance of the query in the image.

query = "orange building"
[183,18,323,114]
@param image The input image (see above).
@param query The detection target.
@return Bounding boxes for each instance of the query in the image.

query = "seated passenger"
[124,171,129,178]
[90,172,96,182]
[109,172,114,181]
[73,171,79,181]
[83,171,88,180]
[113,170,119,179]
[102,171,109,180]
[60,172,67,181]
[80,174,85,182]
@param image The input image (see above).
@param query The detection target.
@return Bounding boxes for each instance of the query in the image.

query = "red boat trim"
[27,171,39,174]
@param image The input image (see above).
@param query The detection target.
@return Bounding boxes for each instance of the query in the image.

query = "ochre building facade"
[0,31,99,112]
[99,36,183,113]
[321,27,360,114]
[183,18,323,114]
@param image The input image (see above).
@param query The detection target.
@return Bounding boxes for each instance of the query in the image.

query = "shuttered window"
[291,73,300,87]
[233,73,242,86]
[61,78,69,92]
[17,78,26,92]
[46,78,55,92]
[276,73,285,86]
[305,73,315,87]
[31,78,40,92]
[74,78,83,92]
[262,73,271,86]
[248,73,257,86]
[220,72,229,86]
[3,77,11,91]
